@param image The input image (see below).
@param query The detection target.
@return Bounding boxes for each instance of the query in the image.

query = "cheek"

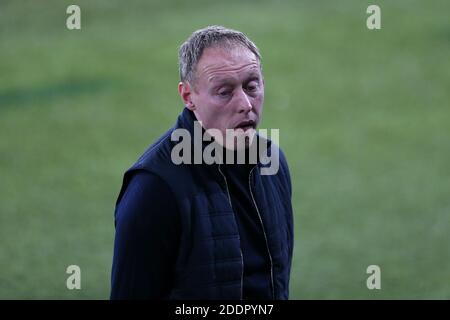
[197,98,229,128]
[252,94,264,112]
[209,101,236,130]
[195,95,216,116]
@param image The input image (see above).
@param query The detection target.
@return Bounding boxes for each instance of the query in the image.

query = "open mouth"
[235,120,256,131]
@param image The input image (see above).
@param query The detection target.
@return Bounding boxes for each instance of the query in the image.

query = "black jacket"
[111,108,294,299]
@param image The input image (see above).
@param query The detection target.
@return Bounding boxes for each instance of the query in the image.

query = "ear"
[178,81,195,111]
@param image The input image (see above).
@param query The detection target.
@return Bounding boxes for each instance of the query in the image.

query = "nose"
[235,88,252,113]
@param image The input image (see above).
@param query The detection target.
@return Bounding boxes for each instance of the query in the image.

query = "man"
[110,26,294,299]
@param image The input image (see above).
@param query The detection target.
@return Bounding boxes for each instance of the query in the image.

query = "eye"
[217,88,232,97]
[245,81,259,92]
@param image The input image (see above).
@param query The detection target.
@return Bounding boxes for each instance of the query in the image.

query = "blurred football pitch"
[0,0,449,299]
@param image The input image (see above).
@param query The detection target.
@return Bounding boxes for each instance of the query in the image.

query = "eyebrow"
[210,73,260,86]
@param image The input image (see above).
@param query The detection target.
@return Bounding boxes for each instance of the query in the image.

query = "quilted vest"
[115,108,293,299]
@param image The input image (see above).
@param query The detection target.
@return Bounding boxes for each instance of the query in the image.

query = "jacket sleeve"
[279,149,294,287]
[110,170,180,299]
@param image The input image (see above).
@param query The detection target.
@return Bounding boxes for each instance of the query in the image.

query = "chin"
[224,128,256,151]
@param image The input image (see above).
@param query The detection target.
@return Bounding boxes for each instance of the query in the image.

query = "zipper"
[218,164,244,300]
[249,166,275,299]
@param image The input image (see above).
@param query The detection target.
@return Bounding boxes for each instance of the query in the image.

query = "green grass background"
[0,0,449,299]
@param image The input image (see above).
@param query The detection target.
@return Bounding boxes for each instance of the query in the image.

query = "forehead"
[195,46,261,84]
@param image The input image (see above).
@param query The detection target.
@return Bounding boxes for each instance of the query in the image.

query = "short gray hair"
[178,25,261,84]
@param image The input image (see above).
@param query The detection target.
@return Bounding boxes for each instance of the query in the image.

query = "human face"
[179,46,264,149]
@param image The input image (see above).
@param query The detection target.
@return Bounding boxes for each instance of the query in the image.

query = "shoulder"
[115,170,177,220]
[116,127,198,208]
[259,140,292,198]
[278,147,292,197]
[258,134,291,178]
[278,147,291,178]
[115,128,176,205]
[133,127,175,170]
